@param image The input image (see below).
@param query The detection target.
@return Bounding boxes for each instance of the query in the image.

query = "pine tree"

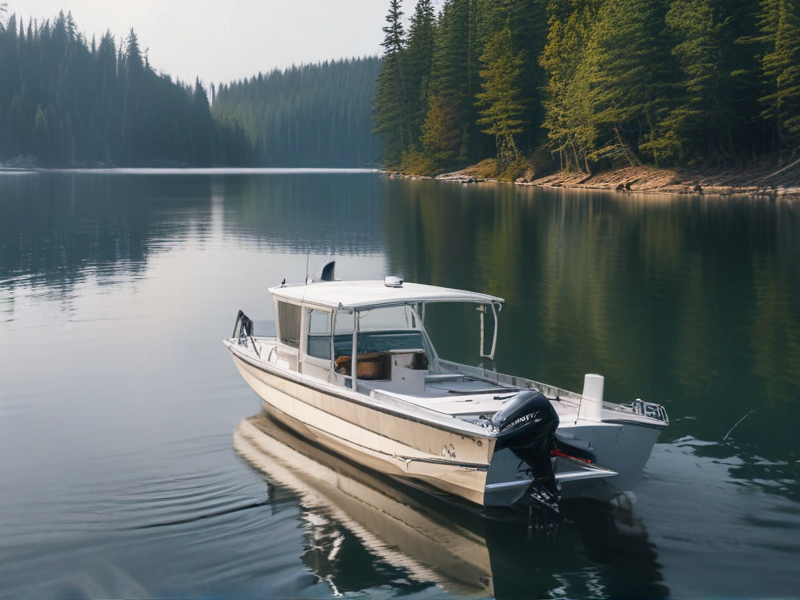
[122,28,143,162]
[420,94,462,168]
[405,0,436,144]
[584,0,676,166]
[476,24,526,167]
[373,0,411,167]
[192,79,213,166]
[540,0,600,171]
[428,0,476,163]
[756,0,800,154]
[492,0,549,153]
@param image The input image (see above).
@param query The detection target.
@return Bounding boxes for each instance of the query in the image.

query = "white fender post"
[579,374,604,422]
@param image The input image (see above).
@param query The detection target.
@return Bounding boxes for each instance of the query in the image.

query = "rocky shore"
[385,160,800,199]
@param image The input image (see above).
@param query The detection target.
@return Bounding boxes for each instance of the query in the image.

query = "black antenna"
[305,252,310,284]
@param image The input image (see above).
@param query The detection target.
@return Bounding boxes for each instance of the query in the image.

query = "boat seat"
[335,352,392,380]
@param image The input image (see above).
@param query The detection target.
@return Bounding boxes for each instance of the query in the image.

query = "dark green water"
[0,170,798,599]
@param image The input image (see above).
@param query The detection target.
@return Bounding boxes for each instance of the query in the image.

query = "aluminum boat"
[224,262,668,510]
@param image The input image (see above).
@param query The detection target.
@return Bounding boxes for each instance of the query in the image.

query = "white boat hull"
[228,346,663,507]
[231,353,496,505]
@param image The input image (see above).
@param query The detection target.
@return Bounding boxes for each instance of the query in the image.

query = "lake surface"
[1,170,798,599]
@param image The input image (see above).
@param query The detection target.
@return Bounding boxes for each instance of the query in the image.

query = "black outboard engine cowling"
[492,391,561,511]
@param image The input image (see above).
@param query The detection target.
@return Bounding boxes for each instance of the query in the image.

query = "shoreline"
[384,162,800,199]
[0,167,379,175]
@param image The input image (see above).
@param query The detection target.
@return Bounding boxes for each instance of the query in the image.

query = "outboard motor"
[492,391,561,511]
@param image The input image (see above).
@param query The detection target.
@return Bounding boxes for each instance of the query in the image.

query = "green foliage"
[471,156,528,181]
[755,0,800,153]
[420,94,462,169]
[649,0,763,164]
[373,0,799,174]
[373,0,411,167]
[476,25,526,168]
[399,148,438,175]
[405,0,437,143]
[540,0,600,171]
[429,0,478,162]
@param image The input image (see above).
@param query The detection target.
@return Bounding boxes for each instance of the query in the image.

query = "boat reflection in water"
[234,413,669,599]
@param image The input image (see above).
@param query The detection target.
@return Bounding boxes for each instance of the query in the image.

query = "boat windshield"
[313,305,430,359]
[333,331,427,358]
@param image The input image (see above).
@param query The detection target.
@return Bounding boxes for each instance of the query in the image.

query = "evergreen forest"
[0,10,381,168]
[213,58,382,167]
[0,11,254,167]
[373,0,800,179]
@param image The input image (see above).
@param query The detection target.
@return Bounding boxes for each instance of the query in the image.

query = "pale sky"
[8,1,438,87]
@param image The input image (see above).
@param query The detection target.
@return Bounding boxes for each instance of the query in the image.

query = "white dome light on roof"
[384,276,403,288]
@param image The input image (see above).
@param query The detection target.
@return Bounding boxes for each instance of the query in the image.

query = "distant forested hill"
[0,12,251,168]
[374,0,800,178]
[0,10,381,169]
[213,57,382,167]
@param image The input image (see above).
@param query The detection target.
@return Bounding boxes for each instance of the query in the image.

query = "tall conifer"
[373,0,411,167]
[476,24,525,167]
[405,0,436,145]
[756,0,800,153]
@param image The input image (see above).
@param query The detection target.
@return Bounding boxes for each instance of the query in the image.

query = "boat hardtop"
[269,279,504,311]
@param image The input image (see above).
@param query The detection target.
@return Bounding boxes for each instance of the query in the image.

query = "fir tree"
[373,0,411,167]
[428,0,476,163]
[420,94,462,169]
[540,0,600,171]
[652,0,762,163]
[405,0,437,145]
[476,24,526,167]
[756,0,800,153]
[584,0,676,166]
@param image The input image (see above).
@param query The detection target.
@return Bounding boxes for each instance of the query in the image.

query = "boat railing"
[437,360,583,410]
[232,310,260,358]
[604,399,670,424]
[437,359,669,425]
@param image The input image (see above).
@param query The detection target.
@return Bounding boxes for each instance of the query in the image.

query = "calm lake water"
[1,170,799,599]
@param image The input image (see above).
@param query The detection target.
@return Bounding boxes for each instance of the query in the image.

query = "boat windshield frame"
[341,300,501,391]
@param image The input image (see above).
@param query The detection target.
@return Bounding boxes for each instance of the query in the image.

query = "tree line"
[212,57,382,167]
[0,11,253,167]
[373,0,800,178]
[0,11,381,169]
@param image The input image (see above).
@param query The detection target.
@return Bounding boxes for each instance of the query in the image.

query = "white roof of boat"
[269,280,504,310]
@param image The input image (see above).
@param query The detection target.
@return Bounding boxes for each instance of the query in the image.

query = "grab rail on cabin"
[232,310,260,358]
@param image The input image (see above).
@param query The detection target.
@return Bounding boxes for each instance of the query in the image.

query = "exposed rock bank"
[385,161,800,199]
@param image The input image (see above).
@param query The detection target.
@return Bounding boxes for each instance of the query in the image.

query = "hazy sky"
[9,1,438,87]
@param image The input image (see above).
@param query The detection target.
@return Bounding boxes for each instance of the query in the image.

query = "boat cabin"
[268,277,504,399]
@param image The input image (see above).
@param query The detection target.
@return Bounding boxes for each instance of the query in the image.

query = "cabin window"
[306,309,331,360]
[331,306,427,359]
[357,305,417,331]
[277,301,301,348]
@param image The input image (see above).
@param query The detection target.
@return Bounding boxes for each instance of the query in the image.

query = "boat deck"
[360,375,579,421]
